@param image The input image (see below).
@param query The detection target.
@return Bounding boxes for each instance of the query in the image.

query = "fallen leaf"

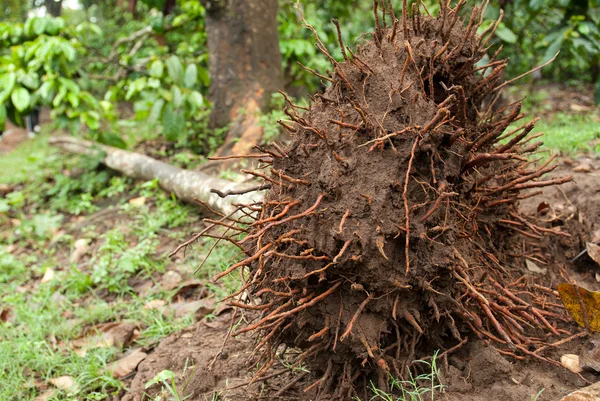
[40,268,55,284]
[49,376,79,394]
[587,243,600,265]
[570,103,592,112]
[580,340,600,373]
[160,271,183,290]
[172,280,205,300]
[560,381,600,401]
[525,259,547,275]
[144,299,166,310]
[129,196,146,207]
[107,348,147,378]
[166,299,215,319]
[72,322,139,356]
[558,283,600,332]
[0,308,11,323]
[33,389,57,401]
[537,202,550,215]
[70,239,90,263]
[573,163,592,173]
[560,354,582,373]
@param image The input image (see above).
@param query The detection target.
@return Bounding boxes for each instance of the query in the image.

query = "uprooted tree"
[173,0,581,399]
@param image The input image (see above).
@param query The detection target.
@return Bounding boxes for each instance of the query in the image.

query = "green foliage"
[360,352,444,401]
[484,1,600,85]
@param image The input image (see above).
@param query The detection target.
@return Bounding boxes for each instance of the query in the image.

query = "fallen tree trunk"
[49,136,264,218]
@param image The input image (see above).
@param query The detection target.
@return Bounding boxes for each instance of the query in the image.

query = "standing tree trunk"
[202,0,283,158]
[45,0,63,16]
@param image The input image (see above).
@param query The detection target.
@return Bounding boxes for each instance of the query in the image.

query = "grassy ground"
[0,84,598,401]
[0,135,238,400]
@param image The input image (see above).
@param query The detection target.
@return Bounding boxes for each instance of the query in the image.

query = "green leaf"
[162,103,185,142]
[11,87,31,112]
[198,67,210,87]
[495,23,517,44]
[68,92,80,108]
[149,60,164,78]
[165,55,184,86]
[187,91,204,109]
[594,81,600,106]
[0,72,17,103]
[148,98,165,123]
[98,132,127,149]
[171,86,183,108]
[33,18,47,36]
[0,104,6,128]
[184,64,198,88]
[145,370,176,389]
[20,72,39,90]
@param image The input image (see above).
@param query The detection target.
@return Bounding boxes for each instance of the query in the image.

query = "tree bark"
[45,0,63,16]
[202,0,283,158]
[49,136,264,219]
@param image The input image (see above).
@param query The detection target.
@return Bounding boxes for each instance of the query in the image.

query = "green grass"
[0,131,56,185]
[0,137,238,400]
[536,112,600,155]
[357,352,444,401]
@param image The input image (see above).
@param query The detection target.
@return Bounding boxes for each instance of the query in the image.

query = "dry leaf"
[71,322,139,356]
[557,283,600,332]
[40,268,55,284]
[129,196,146,207]
[160,271,183,290]
[587,243,600,265]
[172,280,205,300]
[70,239,90,263]
[0,308,11,323]
[560,354,582,373]
[107,349,147,378]
[570,104,592,112]
[560,381,600,401]
[143,299,166,310]
[166,299,215,319]
[537,201,550,215]
[573,163,592,173]
[49,376,79,394]
[525,259,547,274]
[33,389,57,401]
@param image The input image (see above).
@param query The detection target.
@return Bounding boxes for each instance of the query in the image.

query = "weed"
[359,352,444,401]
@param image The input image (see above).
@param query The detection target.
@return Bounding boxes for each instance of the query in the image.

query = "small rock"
[560,354,583,373]
[560,381,600,400]
[160,271,183,291]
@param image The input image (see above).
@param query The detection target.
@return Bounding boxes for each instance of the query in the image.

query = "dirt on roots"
[167,1,591,400]
[125,157,600,401]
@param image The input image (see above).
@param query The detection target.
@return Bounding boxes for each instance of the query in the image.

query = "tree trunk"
[202,0,283,159]
[45,0,63,16]
[163,0,176,15]
[49,136,265,219]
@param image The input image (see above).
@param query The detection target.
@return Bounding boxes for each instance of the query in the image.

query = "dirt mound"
[123,159,600,401]
[182,1,584,399]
